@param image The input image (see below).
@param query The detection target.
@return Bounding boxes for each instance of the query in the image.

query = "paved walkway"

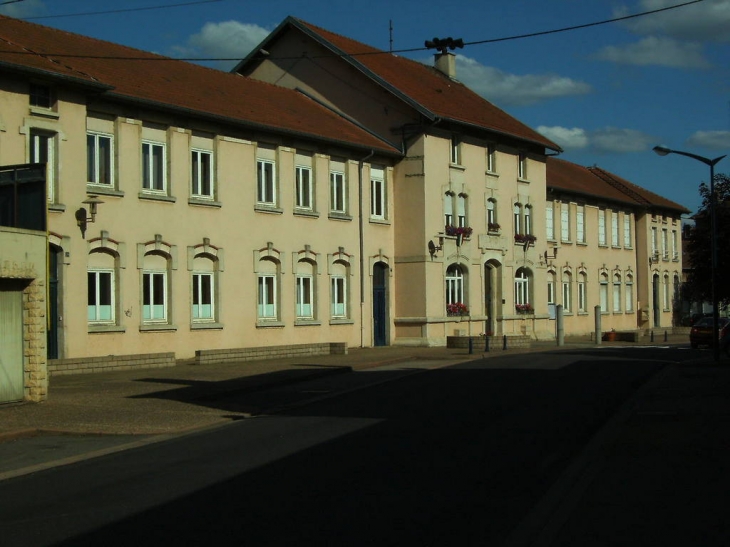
[2,335,729,545]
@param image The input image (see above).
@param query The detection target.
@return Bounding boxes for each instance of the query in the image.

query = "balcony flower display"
[487,222,500,233]
[445,225,473,239]
[515,303,534,314]
[514,233,537,244]
[447,302,469,316]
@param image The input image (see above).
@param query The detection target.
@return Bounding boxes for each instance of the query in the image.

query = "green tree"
[686,173,730,306]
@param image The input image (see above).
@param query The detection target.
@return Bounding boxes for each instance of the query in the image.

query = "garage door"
[0,284,24,403]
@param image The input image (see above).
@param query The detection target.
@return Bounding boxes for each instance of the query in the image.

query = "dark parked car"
[689,317,730,349]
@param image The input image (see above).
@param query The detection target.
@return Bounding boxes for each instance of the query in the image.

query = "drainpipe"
[358,149,375,348]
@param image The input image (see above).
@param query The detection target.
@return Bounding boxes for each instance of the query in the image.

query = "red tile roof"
[287,18,561,152]
[0,15,399,155]
[547,157,689,214]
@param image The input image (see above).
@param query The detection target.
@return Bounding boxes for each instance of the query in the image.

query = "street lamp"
[653,145,726,361]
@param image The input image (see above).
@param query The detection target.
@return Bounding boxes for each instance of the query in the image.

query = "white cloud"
[537,126,589,150]
[593,36,711,68]
[618,0,730,43]
[590,127,657,153]
[454,55,592,107]
[687,130,730,150]
[0,0,46,18]
[172,21,271,67]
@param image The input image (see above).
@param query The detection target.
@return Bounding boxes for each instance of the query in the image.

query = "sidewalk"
[2,335,729,545]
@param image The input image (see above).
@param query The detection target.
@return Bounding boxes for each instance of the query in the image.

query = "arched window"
[547,270,556,305]
[142,252,170,323]
[457,193,467,228]
[514,203,522,235]
[295,259,316,320]
[578,272,587,312]
[524,205,532,235]
[88,250,116,324]
[487,199,498,231]
[625,273,634,312]
[331,260,349,319]
[445,264,466,314]
[257,257,279,321]
[562,271,572,312]
[613,273,622,312]
[663,273,670,310]
[192,254,217,322]
[515,267,531,311]
[599,272,609,313]
[444,192,454,227]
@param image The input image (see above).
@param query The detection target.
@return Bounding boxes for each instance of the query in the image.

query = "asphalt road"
[0,347,674,547]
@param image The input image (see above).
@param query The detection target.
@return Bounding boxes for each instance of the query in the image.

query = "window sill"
[449,163,466,171]
[191,322,223,330]
[486,170,499,178]
[140,324,178,332]
[256,320,285,328]
[88,186,124,198]
[48,203,66,213]
[139,192,176,203]
[188,197,221,208]
[561,240,573,245]
[328,212,352,222]
[255,204,283,215]
[88,325,126,333]
[294,209,320,219]
[29,106,59,119]
[576,241,588,246]
[330,318,354,325]
[517,177,530,183]
[369,217,391,226]
[294,320,322,326]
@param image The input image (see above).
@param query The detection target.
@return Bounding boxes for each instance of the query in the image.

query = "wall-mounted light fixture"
[544,248,558,262]
[75,195,104,239]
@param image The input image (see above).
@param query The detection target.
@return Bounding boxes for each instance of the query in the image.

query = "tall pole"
[653,146,725,362]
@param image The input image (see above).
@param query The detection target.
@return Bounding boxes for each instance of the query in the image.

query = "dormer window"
[30,83,53,109]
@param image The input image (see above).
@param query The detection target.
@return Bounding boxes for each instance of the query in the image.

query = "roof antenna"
[389,20,393,52]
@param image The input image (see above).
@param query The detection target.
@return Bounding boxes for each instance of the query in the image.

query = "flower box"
[515,304,534,314]
[447,302,469,316]
[514,233,537,244]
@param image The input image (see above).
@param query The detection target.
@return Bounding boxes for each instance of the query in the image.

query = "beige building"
[0,14,689,393]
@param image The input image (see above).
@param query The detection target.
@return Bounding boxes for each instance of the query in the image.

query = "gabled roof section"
[237,16,561,153]
[0,15,399,156]
[547,157,690,215]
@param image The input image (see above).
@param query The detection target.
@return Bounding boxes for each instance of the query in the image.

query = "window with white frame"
[486,144,496,173]
[514,203,522,235]
[295,165,313,210]
[562,272,572,312]
[192,273,214,321]
[330,168,346,214]
[445,264,465,309]
[487,199,497,231]
[331,274,347,318]
[88,269,114,323]
[30,130,55,202]
[546,202,554,240]
[561,203,570,242]
[598,210,606,246]
[29,83,53,109]
[613,273,622,312]
[524,205,532,235]
[142,141,166,193]
[257,159,276,206]
[518,153,527,179]
[576,205,586,244]
[611,211,619,246]
[143,271,167,322]
[547,271,556,305]
[663,274,670,310]
[87,132,113,187]
[672,229,678,260]
[625,274,634,312]
[651,227,658,257]
[457,194,467,228]
[599,273,609,312]
[623,213,632,247]
[296,275,314,319]
[370,166,386,219]
[578,272,587,312]
[191,149,214,198]
[444,192,454,226]
[450,136,461,165]
[515,268,531,306]
[662,229,669,260]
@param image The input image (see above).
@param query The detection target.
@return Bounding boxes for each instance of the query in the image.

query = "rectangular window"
[613,279,621,312]
[29,83,52,109]
[451,136,461,165]
[672,230,678,260]
[457,195,467,228]
[331,276,346,318]
[258,275,277,319]
[88,270,114,322]
[560,203,570,242]
[142,141,166,192]
[87,132,113,187]
[611,211,619,246]
[547,280,555,304]
[623,214,632,247]
[296,275,313,319]
[486,144,496,173]
[576,205,585,243]
[662,229,669,260]
[143,271,167,322]
[598,210,606,246]
[370,168,386,219]
[191,149,213,198]
[295,166,313,210]
[330,171,346,213]
[444,193,453,226]
[562,281,572,312]
[192,273,214,320]
[626,281,634,312]
[257,159,276,205]
[518,153,527,179]
[578,279,587,312]
[30,130,54,202]
[600,280,608,313]
[546,203,554,241]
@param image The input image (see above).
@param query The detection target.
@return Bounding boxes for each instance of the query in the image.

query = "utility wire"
[1,0,706,61]
[18,0,223,20]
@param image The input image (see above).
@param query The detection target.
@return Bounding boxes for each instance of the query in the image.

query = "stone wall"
[195,342,348,365]
[446,335,531,350]
[49,352,176,376]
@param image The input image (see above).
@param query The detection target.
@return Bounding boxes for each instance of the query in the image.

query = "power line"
[19,0,223,20]
[1,0,706,61]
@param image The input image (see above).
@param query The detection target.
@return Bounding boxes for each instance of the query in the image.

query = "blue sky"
[3,0,729,216]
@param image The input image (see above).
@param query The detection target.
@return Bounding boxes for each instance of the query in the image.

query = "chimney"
[434,52,457,79]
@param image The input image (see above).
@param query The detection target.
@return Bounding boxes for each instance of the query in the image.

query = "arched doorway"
[484,260,502,334]
[372,262,389,346]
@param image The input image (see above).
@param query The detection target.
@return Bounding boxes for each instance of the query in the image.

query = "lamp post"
[653,145,726,361]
